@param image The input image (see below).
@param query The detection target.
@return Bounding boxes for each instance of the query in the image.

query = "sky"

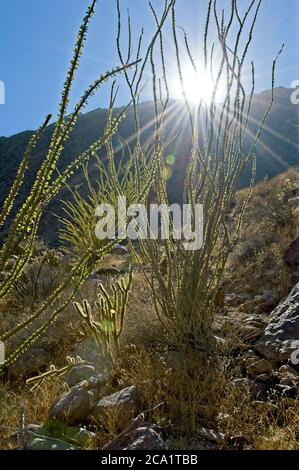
[0,0,298,137]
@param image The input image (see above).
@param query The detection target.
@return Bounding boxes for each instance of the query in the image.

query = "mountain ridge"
[0,86,298,244]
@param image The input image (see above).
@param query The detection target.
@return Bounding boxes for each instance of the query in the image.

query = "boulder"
[92,386,139,423]
[283,237,299,266]
[65,365,96,388]
[105,422,166,450]
[48,383,92,425]
[247,359,273,376]
[254,283,299,364]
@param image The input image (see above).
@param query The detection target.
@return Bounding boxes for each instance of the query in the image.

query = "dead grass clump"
[114,346,227,438]
[218,382,299,450]
[0,378,62,450]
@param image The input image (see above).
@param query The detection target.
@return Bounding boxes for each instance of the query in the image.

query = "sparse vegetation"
[0,0,298,454]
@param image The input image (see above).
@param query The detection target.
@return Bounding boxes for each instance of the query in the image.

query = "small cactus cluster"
[74,268,133,362]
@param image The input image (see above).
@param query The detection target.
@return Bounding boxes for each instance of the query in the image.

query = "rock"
[254,283,299,364]
[48,384,92,425]
[111,244,128,256]
[260,290,279,312]
[65,365,96,388]
[10,348,50,379]
[86,373,109,390]
[198,427,225,445]
[27,437,78,450]
[105,422,166,450]
[278,365,299,379]
[247,359,273,376]
[27,423,96,447]
[92,386,139,423]
[255,374,272,383]
[283,237,299,266]
[72,428,96,446]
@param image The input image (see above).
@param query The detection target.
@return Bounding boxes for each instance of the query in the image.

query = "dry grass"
[0,378,62,450]
[218,382,299,450]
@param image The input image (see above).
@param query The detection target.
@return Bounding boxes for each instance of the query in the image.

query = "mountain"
[0,87,298,245]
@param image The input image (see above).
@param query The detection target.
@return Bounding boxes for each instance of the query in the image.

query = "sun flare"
[172,66,221,105]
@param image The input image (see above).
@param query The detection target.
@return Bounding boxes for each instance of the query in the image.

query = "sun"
[172,66,219,105]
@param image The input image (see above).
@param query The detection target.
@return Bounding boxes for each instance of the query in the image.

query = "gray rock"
[284,237,299,266]
[92,386,139,423]
[247,359,273,376]
[105,422,166,450]
[27,437,78,450]
[255,374,272,383]
[65,365,96,388]
[111,244,128,256]
[254,283,299,364]
[10,348,50,379]
[48,383,92,425]
[261,290,278,306]
[86,373,109,390]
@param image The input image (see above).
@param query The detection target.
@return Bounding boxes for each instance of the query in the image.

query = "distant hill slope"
[0,87,298,245]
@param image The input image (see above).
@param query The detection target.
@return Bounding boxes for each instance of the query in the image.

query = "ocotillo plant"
[127,0,283,351]
[0,0,172,370]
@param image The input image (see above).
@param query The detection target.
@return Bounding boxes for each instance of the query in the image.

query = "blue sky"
[0,0,298,137]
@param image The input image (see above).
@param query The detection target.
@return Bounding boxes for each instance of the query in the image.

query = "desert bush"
[126,0,283,351]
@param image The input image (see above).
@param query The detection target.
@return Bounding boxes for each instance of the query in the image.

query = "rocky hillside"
[0,168,299,450]
[0,87,298,245]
